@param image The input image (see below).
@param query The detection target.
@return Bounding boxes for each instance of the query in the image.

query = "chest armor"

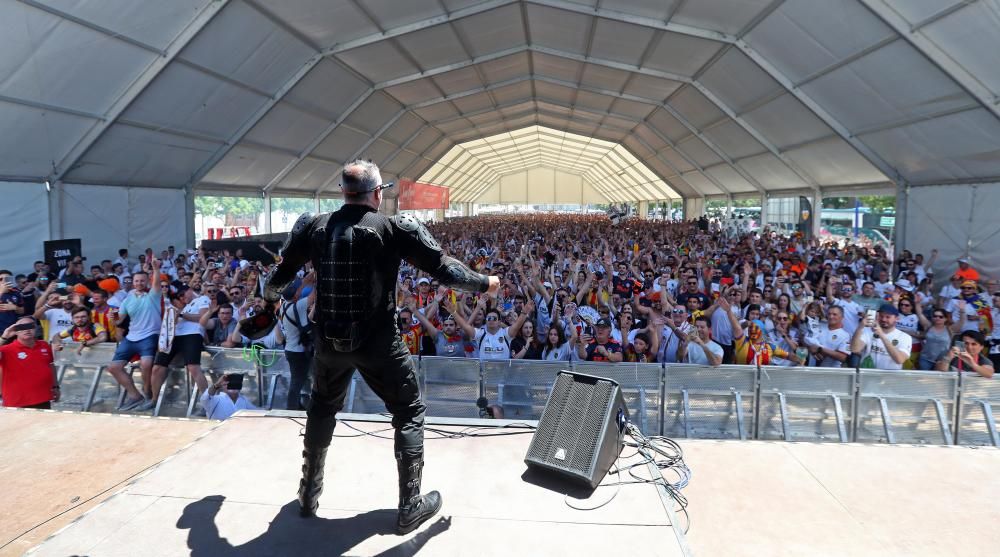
[311,213,386,351]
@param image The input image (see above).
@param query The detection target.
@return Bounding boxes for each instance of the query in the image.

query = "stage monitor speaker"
[524,371,628,489]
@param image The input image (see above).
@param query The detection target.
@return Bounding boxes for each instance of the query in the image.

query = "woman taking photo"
[917,307,958,371]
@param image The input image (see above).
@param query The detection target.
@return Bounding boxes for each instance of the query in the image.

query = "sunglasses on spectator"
[933,314,946,319]
[672,309,686,314]
[777,316,789,321]
[486,315,499,321]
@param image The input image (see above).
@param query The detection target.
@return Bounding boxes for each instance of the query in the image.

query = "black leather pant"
[304,324,425,460]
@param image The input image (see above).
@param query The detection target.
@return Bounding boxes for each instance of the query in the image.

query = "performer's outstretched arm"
[392,214,492,294]
[263,213,314,303]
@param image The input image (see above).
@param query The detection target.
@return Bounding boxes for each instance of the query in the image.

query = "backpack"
[286,300,314,353]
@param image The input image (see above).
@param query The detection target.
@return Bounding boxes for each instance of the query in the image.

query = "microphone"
[476,397,494,419]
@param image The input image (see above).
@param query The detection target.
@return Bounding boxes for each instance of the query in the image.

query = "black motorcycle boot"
[298,446,328,517]
[396,452,442,535]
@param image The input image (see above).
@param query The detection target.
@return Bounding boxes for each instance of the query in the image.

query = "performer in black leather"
[264,160,499,533]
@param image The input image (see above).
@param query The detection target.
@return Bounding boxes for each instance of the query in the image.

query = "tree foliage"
[823,196,895,212]
[194,196,263,218]
[195,196,344,219]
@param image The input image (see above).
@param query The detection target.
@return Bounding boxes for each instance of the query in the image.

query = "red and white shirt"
[0,339,55,407]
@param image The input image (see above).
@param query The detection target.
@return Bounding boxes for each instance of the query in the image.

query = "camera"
[953,340,966,352]
[12,322,35,332]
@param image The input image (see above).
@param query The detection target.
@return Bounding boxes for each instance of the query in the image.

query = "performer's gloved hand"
[262,285,281,304]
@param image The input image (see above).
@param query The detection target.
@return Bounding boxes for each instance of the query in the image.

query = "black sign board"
[44,239,82,273]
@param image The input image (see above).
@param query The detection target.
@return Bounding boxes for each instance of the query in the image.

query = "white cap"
[958,257,969,263]
[543,281,553,288]
[417,277,430,285]
[895,279,914,292]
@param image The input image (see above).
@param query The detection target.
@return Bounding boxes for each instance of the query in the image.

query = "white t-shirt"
[938,284,960,302]
[768,328,798,367]
[541,343,573,362]
[44,308,73,336]
[947,297,992,333]
[240,325,282,349]
[200,390,257,421]
[858,327,912,370]
[475,327,511,360]
[659,323,693,363]
[873,281,894,299]
[280,298,312,353]
[895,313,920,336]
[611,327,639,346]
[685,340,723,365]
[813,325,851,368]
[833,298,864,335]
[176,296,210,337]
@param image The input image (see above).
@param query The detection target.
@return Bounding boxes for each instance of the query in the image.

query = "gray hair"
[342,159,381,196]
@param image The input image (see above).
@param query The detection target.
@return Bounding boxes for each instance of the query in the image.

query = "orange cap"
[97,277,120,293]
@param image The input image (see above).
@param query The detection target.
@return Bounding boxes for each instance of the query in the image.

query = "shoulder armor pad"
[280,212,314,254]
[292,212,315,234]
[394,214,440,251]
[394,213,420,232]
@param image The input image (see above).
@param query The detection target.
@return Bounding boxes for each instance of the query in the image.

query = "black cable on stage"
[562,422,691,533]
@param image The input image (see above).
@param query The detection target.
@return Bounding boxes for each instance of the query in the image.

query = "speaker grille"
[526,374,615,473]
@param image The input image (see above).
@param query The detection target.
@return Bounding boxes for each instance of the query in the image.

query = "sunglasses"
[672,309,686,314]
[777,316,789,321]
[485,315,499,321]
[933,314,946,319]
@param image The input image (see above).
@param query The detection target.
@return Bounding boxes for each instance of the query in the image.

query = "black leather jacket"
[264,204,488,346]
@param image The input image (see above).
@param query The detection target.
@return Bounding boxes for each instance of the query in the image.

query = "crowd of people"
[1,212,997,413]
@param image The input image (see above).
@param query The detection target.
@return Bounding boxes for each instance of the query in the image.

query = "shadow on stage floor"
[177,496,450,557]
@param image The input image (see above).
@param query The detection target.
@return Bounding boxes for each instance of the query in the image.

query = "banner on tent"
[398,180,449,210]
[44,239,81,273]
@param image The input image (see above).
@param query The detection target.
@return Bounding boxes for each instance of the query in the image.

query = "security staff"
[264,160,499,535]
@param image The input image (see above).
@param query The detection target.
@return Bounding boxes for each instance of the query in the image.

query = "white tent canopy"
[422,125,680,203]
[1,0,999,269]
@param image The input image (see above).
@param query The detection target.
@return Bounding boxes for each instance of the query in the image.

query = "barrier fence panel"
[154,359,197,418]
[203,348,264,410]
[419,356,480,418]
[53,343,115,412]
[757,366,856,442]
[664,365,757,440]
[259,349,290,411]
[855,370,958,445]
[481,360,565,421]
[956,372,1000,446]
[346,371,391,415]
[573,361,663,435]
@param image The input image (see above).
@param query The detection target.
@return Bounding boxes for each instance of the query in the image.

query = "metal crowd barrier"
[955,372,1000,447]
[44,346,1000,446]
[664,364,756,440]
[757,366,855,442]
[855,369,958,445]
